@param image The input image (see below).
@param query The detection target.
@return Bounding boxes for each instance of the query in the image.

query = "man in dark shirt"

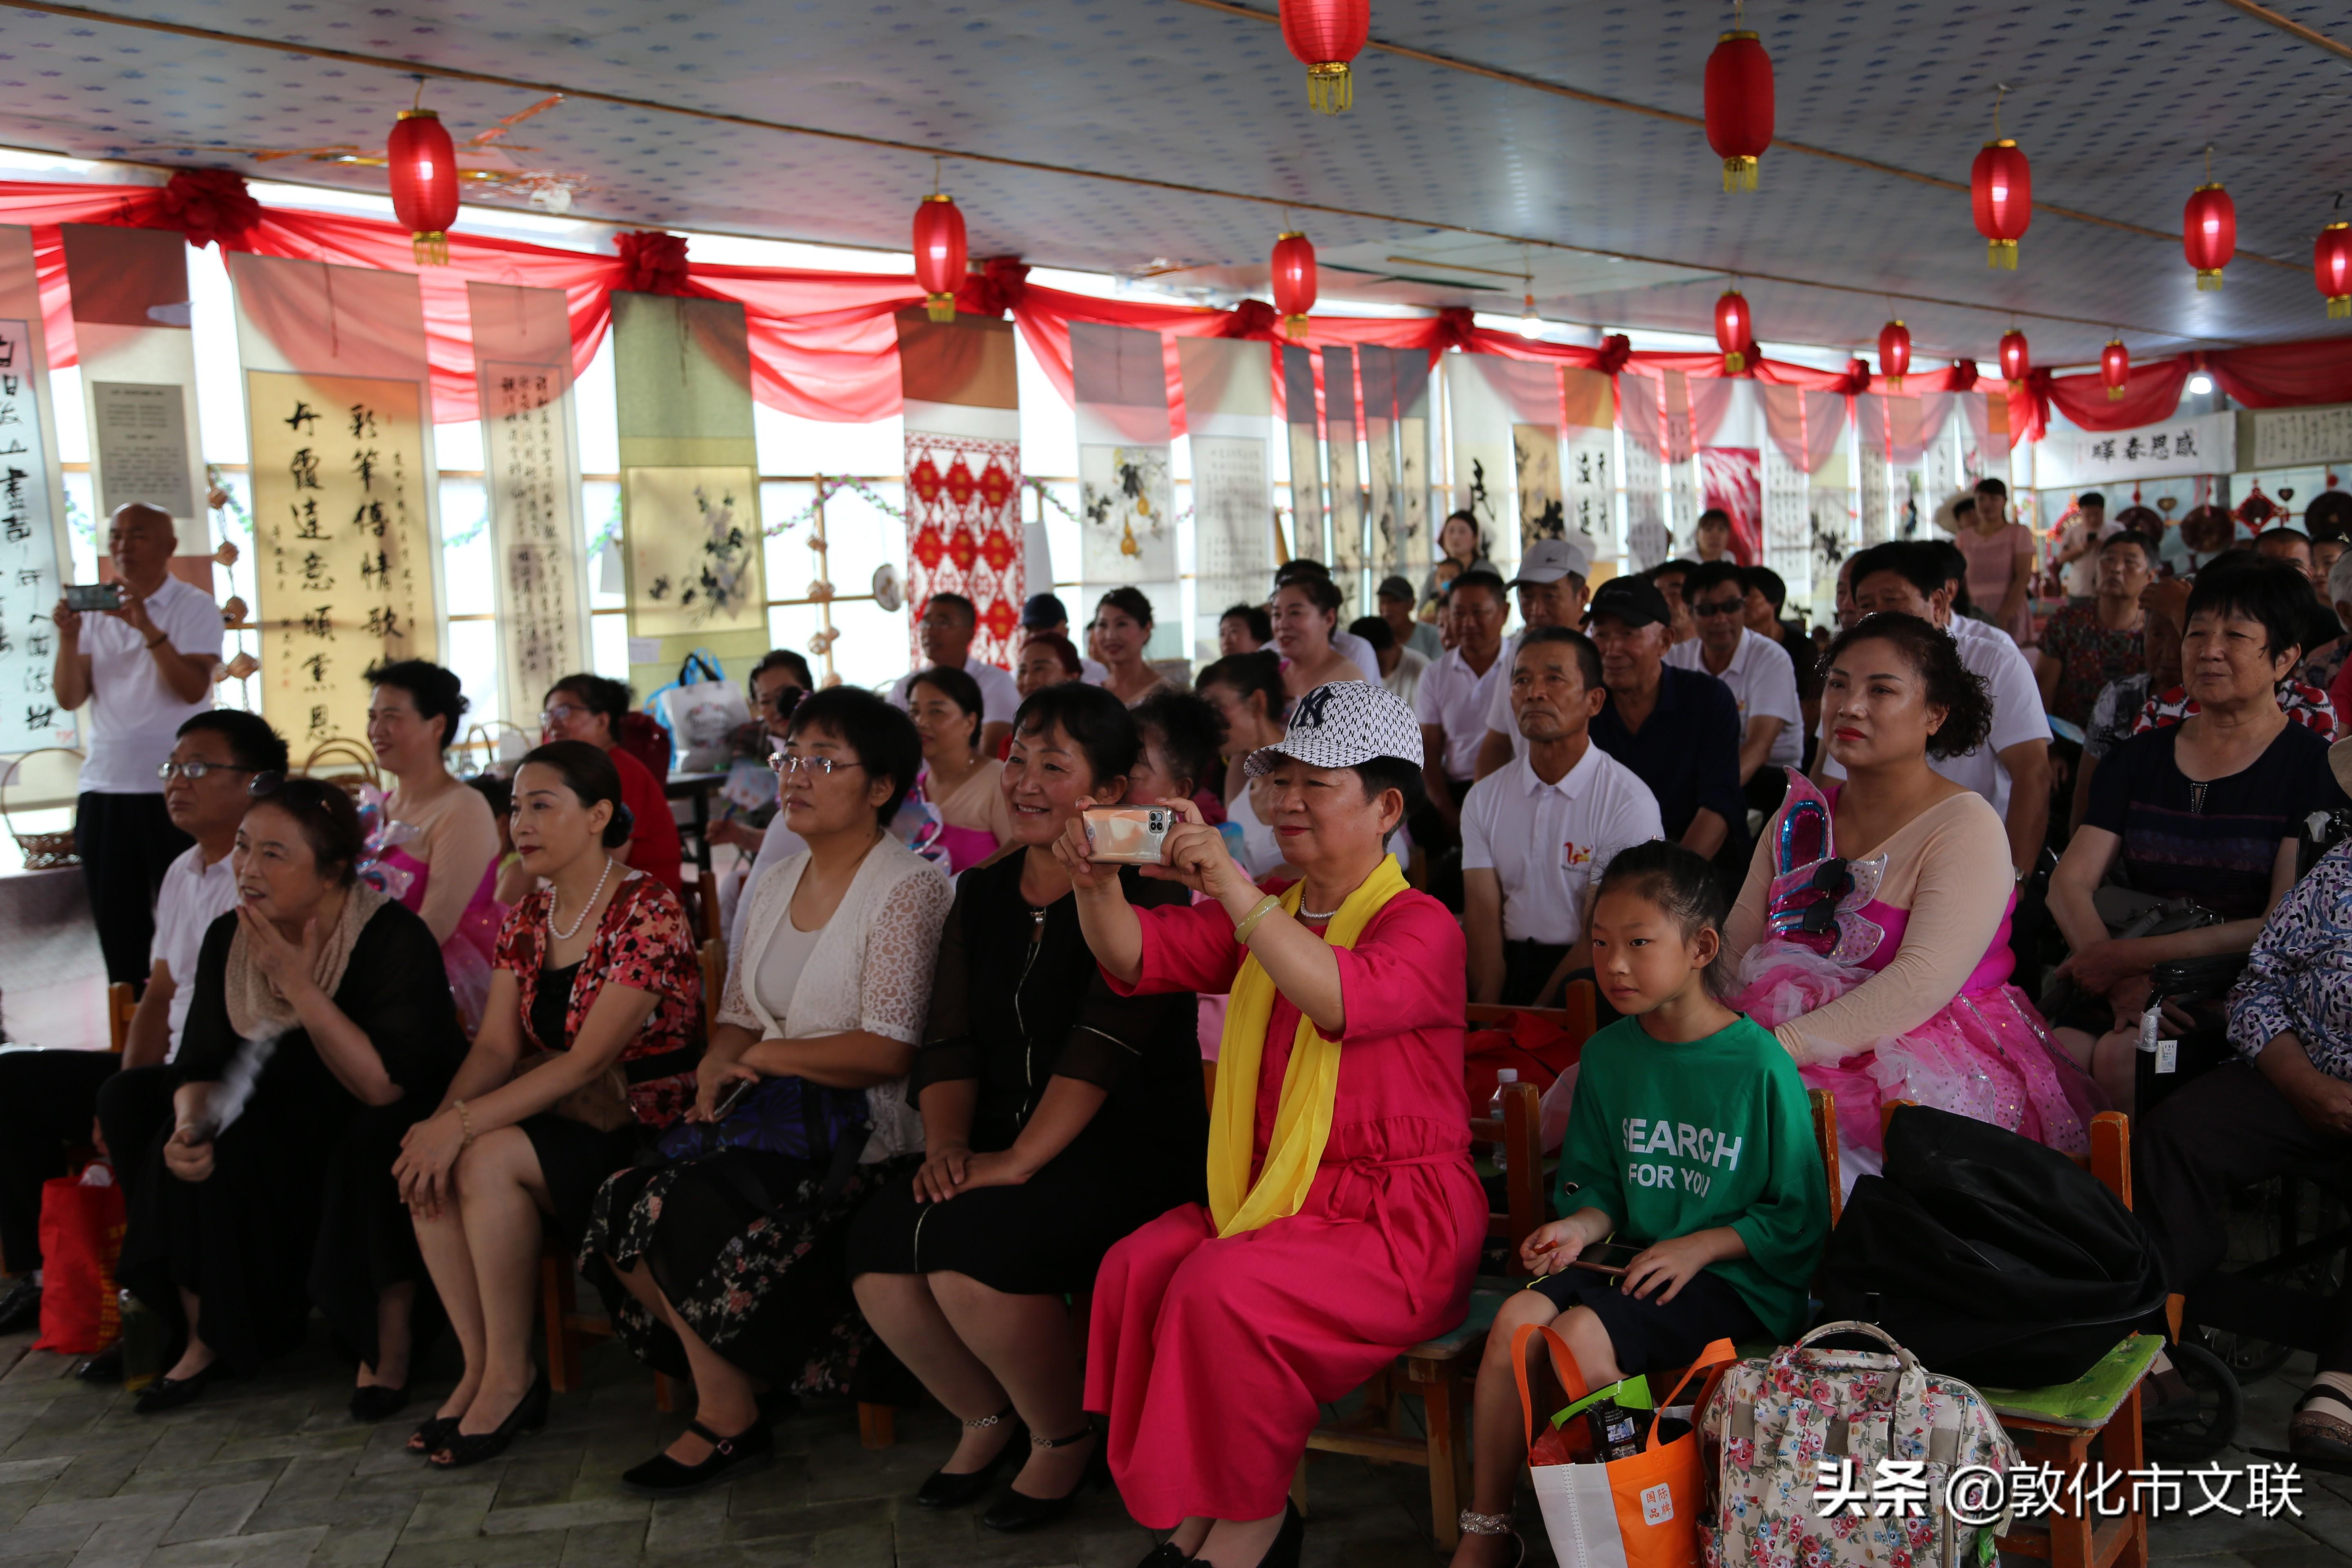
[1584,577,1746,886]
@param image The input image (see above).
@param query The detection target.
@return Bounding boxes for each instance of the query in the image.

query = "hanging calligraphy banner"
[1619,372,1670,572]
[1561,368,1614,572]
[1178,336,1274,664]
[230,253,441,753]
[613,292,767,696]
[1280,345,1323,564]
[1323,346,1364,605]
[897,311,1022,667]
[1071,322,1177,657]
[1358,346,1398,576]
[470,282,588,724]
[0,227,74,755]
[61,226,211,552]
[1446,353,1518,576]
[1394,350,1434,587]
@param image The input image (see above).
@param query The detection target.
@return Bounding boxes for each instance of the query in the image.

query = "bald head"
[107,503,177,592]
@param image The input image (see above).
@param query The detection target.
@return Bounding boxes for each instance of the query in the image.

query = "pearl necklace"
[1299,900,1341,921]
[549,855,615,941]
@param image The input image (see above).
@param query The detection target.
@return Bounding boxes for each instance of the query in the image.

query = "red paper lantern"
[1998,327,2030,387]
[1271,231,1318,340]
[2101,339,2129,402]
[387,109,459,266]
[1704,30,1774,192]
[1278,0,1369,114]
[1715,289,1752,374]
[1877,319,1911,390]
[912,194,968,324]
[2182,184,2236,292]
[2318,222,2352,319]
[1971,139,2032,270]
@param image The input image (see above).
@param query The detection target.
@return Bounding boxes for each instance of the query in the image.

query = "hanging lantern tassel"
[1971,139,2032,270]
[1714,289,1751,375]
[2101,339,2130,402]
[1271,230,1318,341]
[1704,30,1774,193]
[911,194,969,324]
[1877,319,1911,392]
[386,108,459,266]
[2317,222,2352,320]
[1279,0,1370,115]
[2183,183,2236,292]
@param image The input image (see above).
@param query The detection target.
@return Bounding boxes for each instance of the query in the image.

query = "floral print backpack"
[1698,1321,2019,1568]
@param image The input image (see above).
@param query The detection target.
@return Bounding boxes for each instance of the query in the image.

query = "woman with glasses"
[710,653,813,939]
[539,674,685,897]
[581,690,953,1494]
[392,741,701,1468]
[905,664,1012,873]
[1725,614,2100,1172]
[364,659,506,1033]
[116,776,465,1416]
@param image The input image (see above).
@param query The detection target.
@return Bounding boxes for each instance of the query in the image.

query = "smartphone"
[1083,805,1175,864]
[63,582,122,613]
[710,1076,755,1121]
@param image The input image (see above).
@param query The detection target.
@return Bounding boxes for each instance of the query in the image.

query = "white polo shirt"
[1820,615,2048,817]
[1460,743,1664,944]
[1332,628,1383,686]
[1383,646,1429,709]
[889,655,1021,727]
[1413,644,1507,781]
[151,843,242,1060]
[1666,626,1803,768]
[76,573,223,795]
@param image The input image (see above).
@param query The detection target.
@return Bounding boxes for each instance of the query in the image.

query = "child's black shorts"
[1528,1265,1764,1376]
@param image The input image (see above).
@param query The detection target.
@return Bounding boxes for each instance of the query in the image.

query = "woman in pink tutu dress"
[1726,614,2101,1178]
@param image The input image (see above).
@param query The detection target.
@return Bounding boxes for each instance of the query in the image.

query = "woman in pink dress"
[1060,682,1483,1568]
[1727,615,2101,1179]
[1952,479,2038,644]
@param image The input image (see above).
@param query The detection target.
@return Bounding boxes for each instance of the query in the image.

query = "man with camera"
[51,503,223,987]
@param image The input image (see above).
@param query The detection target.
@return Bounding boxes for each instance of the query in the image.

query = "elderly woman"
[118,777,463,1415]
[365,659,505,1031]
[395,741,702,1468]
[2049,559,2348,1109]
[848,684,1203,1533]
[906,664,1013,873]
[1271,577,1365,703]
[584,690,953,1494]
[1065,682,1481,1568]
[538,673,685,896]
[1095,588,1176,706]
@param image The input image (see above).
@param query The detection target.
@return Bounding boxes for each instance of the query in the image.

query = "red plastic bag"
[32,1170,125,1355]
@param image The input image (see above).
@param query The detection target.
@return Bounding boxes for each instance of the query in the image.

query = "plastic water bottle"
[1488,1069,1519,1175]
[118,1290,163,1393]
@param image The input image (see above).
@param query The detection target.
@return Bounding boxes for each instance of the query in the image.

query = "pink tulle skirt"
[1732,948,2104,1182]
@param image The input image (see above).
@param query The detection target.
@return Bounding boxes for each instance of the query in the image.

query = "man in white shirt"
[1351,615,1428,708]
[51,504,223,989]
[1817,541,2052,878]
[1669,561,1804,800]
[1463,626,1663,1007]
[1412,568,1510,842]
[889,591,1020,754]
[0,709,272,1345]
[2053,492,2111,605]
[1020,592,1110,684]
[1472,536,1594,779]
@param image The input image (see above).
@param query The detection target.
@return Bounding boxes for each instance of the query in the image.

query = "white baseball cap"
[1245,681,1427,777]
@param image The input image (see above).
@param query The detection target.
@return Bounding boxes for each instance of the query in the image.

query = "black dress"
[845,860,1205,1294]
[117,900,464,1374]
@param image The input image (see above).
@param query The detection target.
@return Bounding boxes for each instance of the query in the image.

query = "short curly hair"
[1821,612,1993,760]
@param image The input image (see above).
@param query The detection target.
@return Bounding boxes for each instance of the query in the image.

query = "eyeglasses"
[766,753,865,777]
[539,705,586,727]
[158,760,258,782]
[1694,599,1746,618]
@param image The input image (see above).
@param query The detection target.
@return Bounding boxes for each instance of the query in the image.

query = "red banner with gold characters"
[896,310,1023,668]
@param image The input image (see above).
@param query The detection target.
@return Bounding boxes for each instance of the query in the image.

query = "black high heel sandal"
[429,1371,549,1469]
[914,1406,1023,1508]
[980,1425,1105,1533]
[406,1414,460,1456]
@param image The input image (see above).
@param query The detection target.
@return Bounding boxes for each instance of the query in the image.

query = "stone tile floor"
[1,1321,2348,1566]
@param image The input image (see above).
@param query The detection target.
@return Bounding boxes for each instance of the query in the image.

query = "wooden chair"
[106,982,136,1053]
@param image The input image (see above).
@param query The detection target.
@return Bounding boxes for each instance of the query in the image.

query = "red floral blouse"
[492,871,701,1126]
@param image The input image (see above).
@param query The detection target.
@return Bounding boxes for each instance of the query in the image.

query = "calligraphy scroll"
[1446,353,1517,575]
[1561,368,1614,572]
[1619,371,1670,571]
[231,254,441,752]
[2240,403,2352,470]
[898,311,1022,666]
[1855,394,1892,547]
[1281,345,1323,563]
[1178,337,1274,664]
[0,228,72,755]
[62,226,210,550]
[1072,322,1177,655]
[470,282,588,725]
[1394,352,1434,585]
[615,292,768,693]
[1323,346,1363,603]
[1359,346,1398,577]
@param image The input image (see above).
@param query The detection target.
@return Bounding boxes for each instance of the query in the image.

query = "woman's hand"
[2059,938,2149,998]
[934,1149,1034,1197]
[690,1056,760,1122]
[1144,796,1250,904]
[161,1123,214,1184]
[1620,1233,1722,1303]
[392,1109,468,1218]
[1048,797,1118,892]
[911,1142,973,1203]
[237,902,322,1000]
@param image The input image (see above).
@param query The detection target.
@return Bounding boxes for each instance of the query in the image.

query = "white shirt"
[1413,644,1507,781]
[151,843,241,1060]
[1332,628,1383,686]
[1080,657,1111,685]
[1820,616,2049,817]
[889,654,1021,727]
[76,574,223,794]
[1460,744,1664,944]
[753,911,824,1021]
[1382,646,1430,709]
[1666,626,1803,768]
[734,813,810,947]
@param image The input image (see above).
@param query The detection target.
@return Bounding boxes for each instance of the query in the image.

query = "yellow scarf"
[1209,854,1409,1236]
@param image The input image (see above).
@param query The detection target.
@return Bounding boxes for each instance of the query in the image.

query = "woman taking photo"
[1727,614,2101,1170]
[1094,587,1174,706]
[119,778,463,1416]
[585,690,953,1494]
[365,659,505,1031]
[848,684,1203,1533]
[906,665,1013,873]
[2048,559,2345,1108]
[1271,576,1365,704]
[539,673,685,897]
[394,741,702,1468]
[1063,681,1480,1568]
[1196,653,1294,880]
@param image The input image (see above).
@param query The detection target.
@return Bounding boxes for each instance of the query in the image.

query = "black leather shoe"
[0,1278,39,1336]
[1256,1501,1305,1568]
[913,1408,1022,1508]
[980,1427,1103,1534]
[621,1418,773,1497]
[1134,1543,1191,1568]
[429,1371,549,1468]
[349,1383,410,1423]
[134,1359,228,1415]
[75,1345,123,1384]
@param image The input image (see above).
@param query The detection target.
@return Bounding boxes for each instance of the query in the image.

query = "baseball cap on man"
[1021,593,1069,630]
[1506,536,1594,588]
[1243,682,1425,777]
[1582,576,1672,629]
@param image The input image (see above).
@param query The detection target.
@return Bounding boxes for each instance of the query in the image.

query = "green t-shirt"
[1555,1013,1831,1341]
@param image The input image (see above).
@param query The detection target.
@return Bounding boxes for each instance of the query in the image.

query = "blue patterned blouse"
[2229,842,2352,1079]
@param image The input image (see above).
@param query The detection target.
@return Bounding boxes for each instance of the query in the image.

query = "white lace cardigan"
[720,834,953,1163]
